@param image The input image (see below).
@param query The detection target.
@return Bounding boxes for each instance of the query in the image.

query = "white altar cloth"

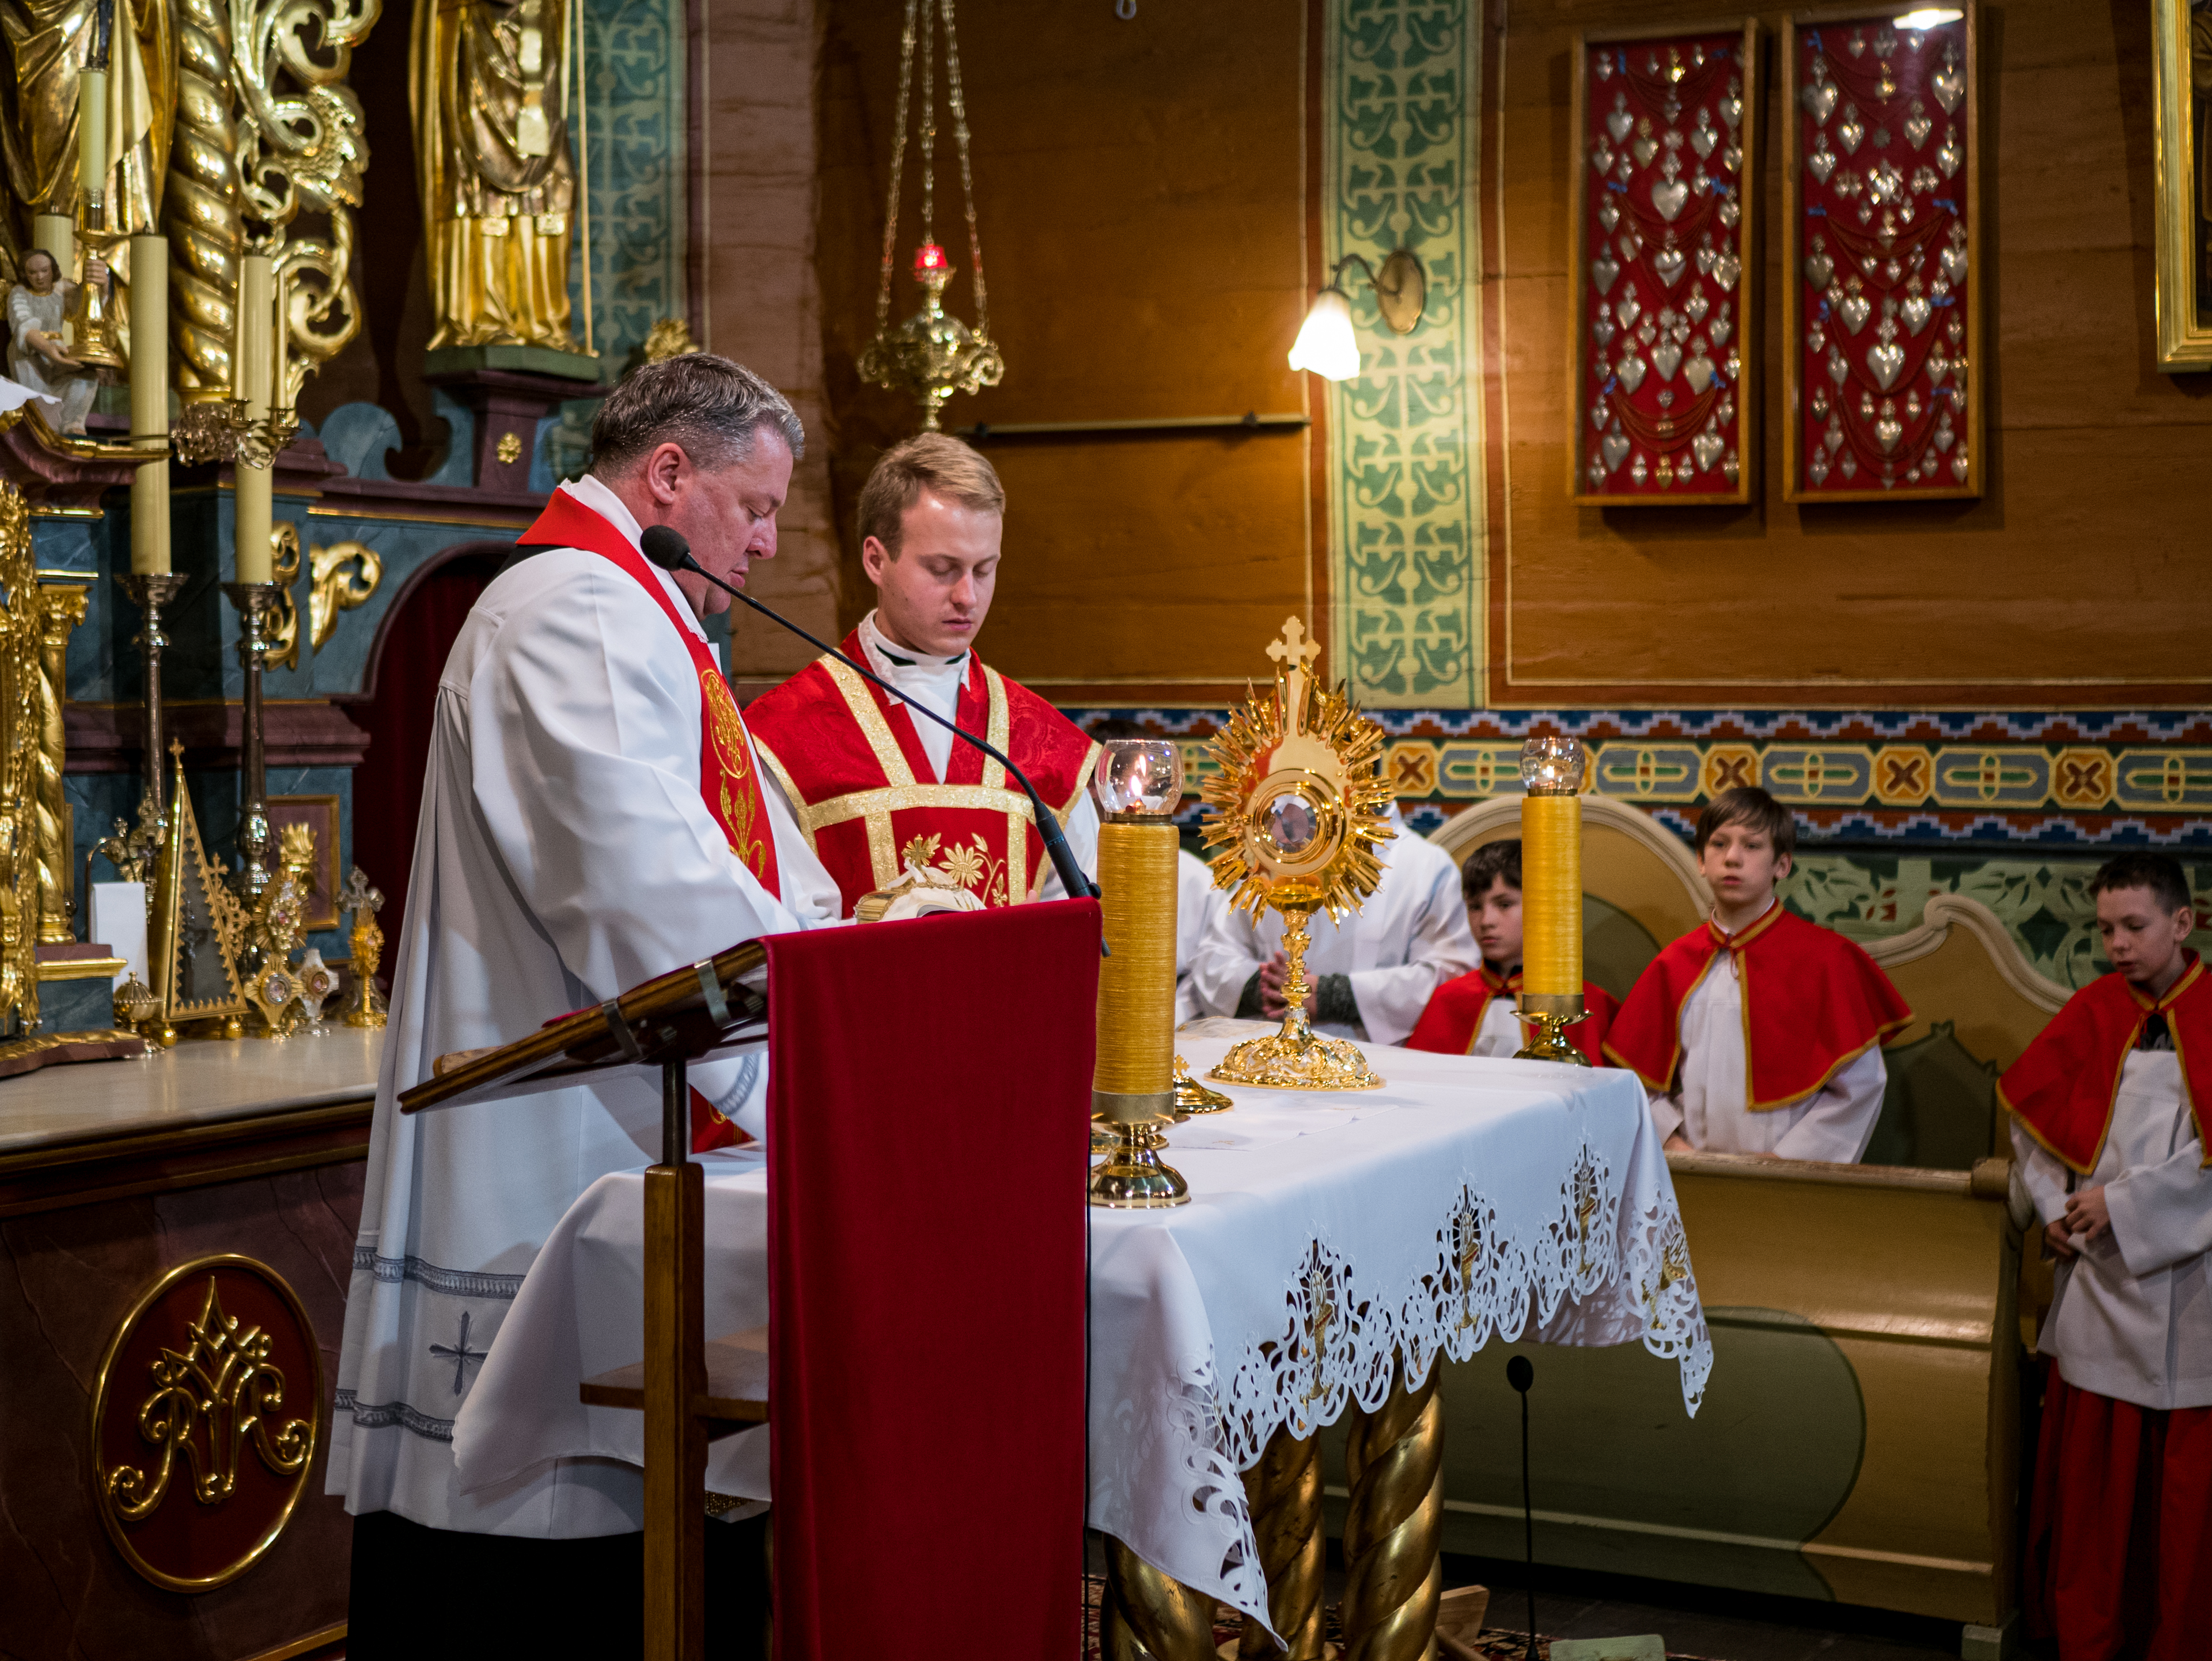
[451,1023,1711,1634]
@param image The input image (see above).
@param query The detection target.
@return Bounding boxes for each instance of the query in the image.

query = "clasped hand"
[1257,952,1317,1019]
[2046,1185,2111,1259]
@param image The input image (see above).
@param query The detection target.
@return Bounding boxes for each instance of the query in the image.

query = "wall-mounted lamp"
[1287,248,1427,382]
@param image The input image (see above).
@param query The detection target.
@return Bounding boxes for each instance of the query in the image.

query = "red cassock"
[1999,954,2212,1174]
[1603,906,1911,1104]
[743,637,1099,917]
[1404,966,1619,1064]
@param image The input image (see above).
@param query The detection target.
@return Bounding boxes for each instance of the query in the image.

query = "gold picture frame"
[1568,20,1762,506]
[1782,5,1983,501]
[2154,0,2212,369]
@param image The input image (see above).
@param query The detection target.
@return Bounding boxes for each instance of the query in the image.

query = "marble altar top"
[0,1028,384,1157]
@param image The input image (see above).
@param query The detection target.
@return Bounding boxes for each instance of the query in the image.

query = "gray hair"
[589,353,805,474]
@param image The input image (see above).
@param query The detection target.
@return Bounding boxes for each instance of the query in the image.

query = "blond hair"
[857,434,1005,558]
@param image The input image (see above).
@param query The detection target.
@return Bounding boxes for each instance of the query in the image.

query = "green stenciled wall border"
[1321,0,1486,709]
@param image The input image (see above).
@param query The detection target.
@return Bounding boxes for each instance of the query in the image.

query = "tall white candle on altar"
[271,265,288,411]
[78,69,107,206]
[233,253,274,584]
[128,234,170,574]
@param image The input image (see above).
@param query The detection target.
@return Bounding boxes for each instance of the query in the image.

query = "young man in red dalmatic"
[1404,839,1619,1061]
[744,435,1100,916]
[1605,787,1911,1163]
[2006,852,2212,1661]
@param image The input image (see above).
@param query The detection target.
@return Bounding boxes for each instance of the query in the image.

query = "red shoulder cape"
[743,630,1099,915]
[1999,955,2212,1174]
[1404,966,1619,1064]
[1603,905,1912,1107]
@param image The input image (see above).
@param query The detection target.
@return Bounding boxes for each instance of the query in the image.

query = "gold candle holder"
[1089,738,1190,1209]
[1515,736,1590,1066]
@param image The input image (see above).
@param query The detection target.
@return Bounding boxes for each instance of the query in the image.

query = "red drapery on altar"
[763,901,1099,1660]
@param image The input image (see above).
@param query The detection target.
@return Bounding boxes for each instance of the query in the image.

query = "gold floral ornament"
[1202,616,1395,1091]
[643,316,700,362]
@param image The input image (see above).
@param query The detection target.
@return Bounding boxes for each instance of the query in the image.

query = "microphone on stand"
[639,525,1102,908]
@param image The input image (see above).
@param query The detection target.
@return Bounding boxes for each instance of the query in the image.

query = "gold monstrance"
[1203,618,1395,1091]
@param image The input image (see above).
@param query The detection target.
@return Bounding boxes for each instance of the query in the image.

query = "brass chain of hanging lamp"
[858,0,1004,432]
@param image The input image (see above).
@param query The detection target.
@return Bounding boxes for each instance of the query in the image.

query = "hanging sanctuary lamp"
[857,0,1004,432]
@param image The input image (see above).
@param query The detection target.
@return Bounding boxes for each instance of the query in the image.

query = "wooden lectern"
[399,940,769,1661]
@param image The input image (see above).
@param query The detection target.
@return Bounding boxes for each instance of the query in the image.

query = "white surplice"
[2013,1051,2212,1410]
[840,608,1100,900]
[1469,991,1525,1058]
[1645,940,1887,1162]
[1184,806,1478,1046]
[1176,849,1229,1026]
[328,474,840,1537]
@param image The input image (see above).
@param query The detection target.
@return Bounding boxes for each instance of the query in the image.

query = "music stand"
[400,939,770,1661]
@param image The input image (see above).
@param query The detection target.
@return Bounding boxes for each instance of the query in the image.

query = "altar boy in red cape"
[2006,852,2212,1661]
[1605,788,1910,1162]
[744,435,1099,916]
[1405,839,1619,1062]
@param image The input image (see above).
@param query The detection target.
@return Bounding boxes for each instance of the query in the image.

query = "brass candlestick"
[222,582,281,904]
[115,573,187,845]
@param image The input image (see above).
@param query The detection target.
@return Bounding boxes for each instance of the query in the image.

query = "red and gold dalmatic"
[744,636,1099,917]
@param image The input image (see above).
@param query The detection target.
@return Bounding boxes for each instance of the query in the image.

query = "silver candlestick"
[222,581,282,903]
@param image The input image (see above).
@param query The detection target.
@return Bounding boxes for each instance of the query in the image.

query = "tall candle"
[271,265,288,411]
[78,69,106,207]
[232,255,274,584]
[129,234,170,574]
[1518,794,1584,997]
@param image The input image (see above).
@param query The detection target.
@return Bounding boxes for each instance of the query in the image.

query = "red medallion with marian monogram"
[1572,24,1760,505]
[1786,6,1982,500]
[90,1255,321,1591]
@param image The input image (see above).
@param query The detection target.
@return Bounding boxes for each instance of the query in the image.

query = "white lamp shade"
[1289,289,1361,381]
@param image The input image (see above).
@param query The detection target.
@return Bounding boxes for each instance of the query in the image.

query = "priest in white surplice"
[332,357,836,1653]
[1184,804,1478,1044]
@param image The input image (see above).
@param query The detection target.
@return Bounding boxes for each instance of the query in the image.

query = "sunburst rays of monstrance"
[1202,618,1395,1091]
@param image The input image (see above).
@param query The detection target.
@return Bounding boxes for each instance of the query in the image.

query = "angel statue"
[7,245,109,432]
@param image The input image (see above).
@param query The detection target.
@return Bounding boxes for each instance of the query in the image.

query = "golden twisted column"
[1341,1355,1445,1661]
[164,0,242,403]
[33,584,88,944]
[1238,1424,1326,1659]
[1101,1537,1217,1661]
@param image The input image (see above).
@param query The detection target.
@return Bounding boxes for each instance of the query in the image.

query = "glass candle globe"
[1520,735,1586,795]
[1097,738,1185,818]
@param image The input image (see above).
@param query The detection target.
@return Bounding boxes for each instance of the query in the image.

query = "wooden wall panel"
[816,0,1316,701]
[1487,0,2212,706]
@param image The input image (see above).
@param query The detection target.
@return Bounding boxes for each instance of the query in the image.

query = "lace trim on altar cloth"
[1214,1136,1713,1470]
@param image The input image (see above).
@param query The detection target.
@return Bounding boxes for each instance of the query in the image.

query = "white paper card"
[91,881,147,986]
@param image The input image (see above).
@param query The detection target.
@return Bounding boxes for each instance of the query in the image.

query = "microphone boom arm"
[665,546,1101,906]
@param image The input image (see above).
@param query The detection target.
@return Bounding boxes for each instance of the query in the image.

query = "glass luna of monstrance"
[1200,616,1396,1091]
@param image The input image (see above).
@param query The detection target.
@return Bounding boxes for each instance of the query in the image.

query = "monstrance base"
[1210,1020,1384,1092]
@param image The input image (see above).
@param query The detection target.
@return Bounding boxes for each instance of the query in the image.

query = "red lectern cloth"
[764,899,1100,1661]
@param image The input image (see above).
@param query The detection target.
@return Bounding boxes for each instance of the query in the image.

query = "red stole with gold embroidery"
[744,630,1099,918]
[517,491,782,901]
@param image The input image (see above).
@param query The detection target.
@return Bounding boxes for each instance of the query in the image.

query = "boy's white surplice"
[1184,806,1478,1045]
[2014,1050,2212,1411]
[1645,947,1887,1162]
[328,475,838,1536]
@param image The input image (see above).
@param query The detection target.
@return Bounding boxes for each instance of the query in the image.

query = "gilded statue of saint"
[0,0,171,258]
[410,0,581,353]
[7,243,107,429]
